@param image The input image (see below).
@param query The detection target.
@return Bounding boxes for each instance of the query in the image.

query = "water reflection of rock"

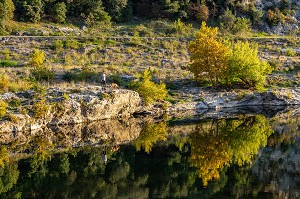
[0,118,143,152]
[253,145,300,198]
[252,114,300,198]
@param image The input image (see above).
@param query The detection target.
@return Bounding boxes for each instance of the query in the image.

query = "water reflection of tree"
[0,146,150,199]
[0,115,282,198]
[0,146,20,198]
[133,121,168,153]
[190,116,273,186]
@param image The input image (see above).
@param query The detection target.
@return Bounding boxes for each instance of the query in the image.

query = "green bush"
[31,65,55,81]
[268,59,282,71]
[0,100,8,118]
[125,32,141,46]
[173,19,193,37]
[63,66,97,82]
[0,60,18,67]
[9,98,21,107]
[52,40,64,52]
[132,24,153,37]
[104,39,116,47]
[220,10,251,36]
[129,69,167,105]
[85,3,111,27]
[219,9,236,33]
[1,49,11,60]
[148,20,175,36]
[65,39,79,49]
[0,0,15,21]
[267,8,285,26]
[286,48,297,56]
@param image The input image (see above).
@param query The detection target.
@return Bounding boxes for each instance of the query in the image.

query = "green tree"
[130,68,168,105]
[267,8,285,26]
[0,0,15,31]
[189,22,230,86]
[227,41,272,89]
[22,0,43,23]
[54,2,67,23]
[219,9,236,33]
[103,0,131,22]
[85,1,111,27]
[163,0,180,16]
[0,0,15,21]
[232,17,251,36]
[188,3,209,21]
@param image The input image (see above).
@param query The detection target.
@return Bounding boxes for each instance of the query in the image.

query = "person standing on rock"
[101,72,106,89]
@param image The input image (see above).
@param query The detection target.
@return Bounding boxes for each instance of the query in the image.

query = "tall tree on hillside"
[54,2,67,23]
[22,0,43,23]
[0,0,15,31]
[66,0,110,26]
[0,0,15,21]
[103,0,132,22]
[85,1,111,27]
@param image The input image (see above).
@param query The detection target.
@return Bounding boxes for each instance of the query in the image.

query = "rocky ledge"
[0,86,142,133]
[166,87,300,113]
[2,86,300,133]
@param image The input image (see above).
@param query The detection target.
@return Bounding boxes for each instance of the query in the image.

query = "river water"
[0,110,300,198]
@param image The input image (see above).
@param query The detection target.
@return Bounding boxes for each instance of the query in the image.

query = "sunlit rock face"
[0,87,142,133]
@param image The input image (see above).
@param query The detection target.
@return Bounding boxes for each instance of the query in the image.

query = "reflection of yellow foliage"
[0,147,9,168]
[228,116,273,165]
[33,136,54,160]
[190,116,273,187]
[133,122,168,153]
[190,125,232,186]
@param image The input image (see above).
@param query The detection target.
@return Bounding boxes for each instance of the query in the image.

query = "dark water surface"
[0,112,300,198]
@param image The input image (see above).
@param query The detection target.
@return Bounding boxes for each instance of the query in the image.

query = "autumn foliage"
[189,22,272,89]
[189,22,230,86]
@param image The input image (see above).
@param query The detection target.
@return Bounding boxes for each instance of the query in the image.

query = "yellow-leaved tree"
[189,22,230,86]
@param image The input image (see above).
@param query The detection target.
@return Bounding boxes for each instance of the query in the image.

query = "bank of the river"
[1,85,300,133]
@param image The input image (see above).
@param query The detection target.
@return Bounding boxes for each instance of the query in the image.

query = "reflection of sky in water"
[0,114,300,198]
